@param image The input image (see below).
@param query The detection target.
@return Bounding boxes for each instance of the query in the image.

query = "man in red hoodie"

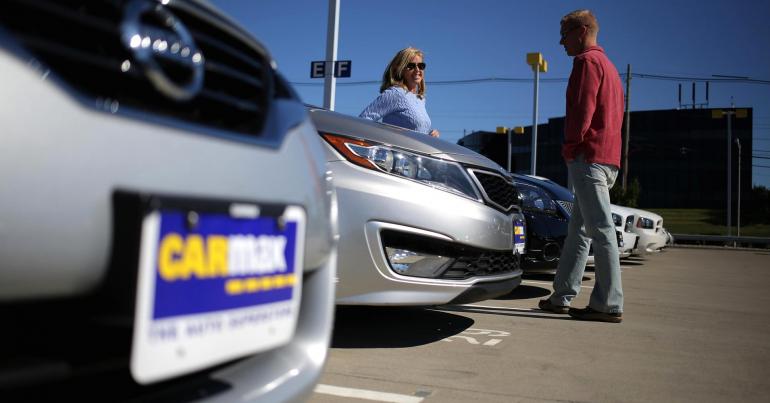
[538,9,625,323]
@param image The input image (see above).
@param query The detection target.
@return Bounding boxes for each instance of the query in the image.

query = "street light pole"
[531,66,539,175]
[323,0,340,111]
[507,128,512,172]
[526,53,547,176]
[712,106,747,239]
[726,108,732,237]
[735,138,741,237]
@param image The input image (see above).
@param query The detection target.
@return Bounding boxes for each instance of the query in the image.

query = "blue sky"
[211,0,770,187]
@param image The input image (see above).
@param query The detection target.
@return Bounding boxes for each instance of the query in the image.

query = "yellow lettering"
[183,235,206,279]
[207,235,228,277]
[158,234,184,281]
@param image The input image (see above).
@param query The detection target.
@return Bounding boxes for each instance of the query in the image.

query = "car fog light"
[385,247,454,278]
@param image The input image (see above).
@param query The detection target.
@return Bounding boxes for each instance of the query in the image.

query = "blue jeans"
[551,156,623,313]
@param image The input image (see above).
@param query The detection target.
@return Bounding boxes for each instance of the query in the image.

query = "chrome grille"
[469,169,518,212]
[0,0,272,136]
[556,200,574,216]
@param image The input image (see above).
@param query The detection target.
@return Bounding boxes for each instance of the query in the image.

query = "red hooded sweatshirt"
[562,46,624,168]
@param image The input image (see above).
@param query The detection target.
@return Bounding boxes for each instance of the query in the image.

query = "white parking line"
[314,384,424,403]
[522,280,594,289]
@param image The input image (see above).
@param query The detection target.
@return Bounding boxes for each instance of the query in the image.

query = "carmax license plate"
[513,217,526,255]
[130,197,305,384]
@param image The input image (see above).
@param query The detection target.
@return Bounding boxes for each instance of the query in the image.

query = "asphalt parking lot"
[309,247,770,403]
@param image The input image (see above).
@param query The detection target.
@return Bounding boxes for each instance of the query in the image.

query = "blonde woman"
[359,47,440,137]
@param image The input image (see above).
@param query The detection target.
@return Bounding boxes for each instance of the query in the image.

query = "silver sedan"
[310,107,525,306]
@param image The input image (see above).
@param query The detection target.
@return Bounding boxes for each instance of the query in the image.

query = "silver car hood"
[308,107,509,175]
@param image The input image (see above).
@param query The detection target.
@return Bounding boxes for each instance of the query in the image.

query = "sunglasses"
[405,62,426,71]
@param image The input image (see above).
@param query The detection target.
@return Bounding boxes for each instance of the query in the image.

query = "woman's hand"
[429,129,440,138]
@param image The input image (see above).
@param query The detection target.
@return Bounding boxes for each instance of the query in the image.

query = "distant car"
[512,175,570,271]
[663,228,676,246]
[611,205,641,257]
[1,1,336,401]
[309,107,526,305]
[625,207,669,253]
[514,176,632,269]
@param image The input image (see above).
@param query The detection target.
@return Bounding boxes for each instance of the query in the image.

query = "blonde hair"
[379,47,426,99]
[561,9,599,37]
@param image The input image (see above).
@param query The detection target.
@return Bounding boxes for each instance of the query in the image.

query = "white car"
[611,205,641,257]
[1,1,336,401]
[620,207,669,254]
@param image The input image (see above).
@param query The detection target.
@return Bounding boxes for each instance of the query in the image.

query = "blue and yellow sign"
[513,218,526,254]
[152,210,298,319]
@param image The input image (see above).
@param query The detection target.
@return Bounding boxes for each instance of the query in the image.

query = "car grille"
[556,200,574,216]
[441,251,519,280]
[0,0,272,136]
[469,170,518,212]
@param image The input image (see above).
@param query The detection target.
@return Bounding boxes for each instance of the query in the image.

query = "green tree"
[610,177,640,207]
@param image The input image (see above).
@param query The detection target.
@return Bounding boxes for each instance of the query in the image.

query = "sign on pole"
[334,60,351,78]
[310,61,326,79]
[310,60,352,79]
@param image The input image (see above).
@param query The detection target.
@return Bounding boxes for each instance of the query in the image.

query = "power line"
[290,71,770,87]
[631,73,770,84]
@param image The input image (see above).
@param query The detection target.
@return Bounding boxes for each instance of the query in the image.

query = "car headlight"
[624,215,634,232]
[612,213,622,227]
[637,217,655,229]
[516,182,557,213]
[321,133,479,200]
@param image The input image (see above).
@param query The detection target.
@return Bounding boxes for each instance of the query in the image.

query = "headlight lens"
[322,133,479,200]
[516,182,557,213]
[637,217,655,229]
[624,215,634,232]
[612,213,622,227]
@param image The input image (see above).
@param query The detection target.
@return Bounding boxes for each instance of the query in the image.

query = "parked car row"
[2,1,676,400]
[1,1,527,400]
[511,175,671,273]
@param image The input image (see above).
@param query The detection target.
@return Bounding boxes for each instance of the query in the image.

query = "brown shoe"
[538,299,569,314]
[568,306,622,323]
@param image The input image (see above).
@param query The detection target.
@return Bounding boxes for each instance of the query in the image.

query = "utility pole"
[323,0,340,110]
[622,64,631,190]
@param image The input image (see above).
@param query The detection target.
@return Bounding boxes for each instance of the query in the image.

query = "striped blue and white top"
[359,86,432,134]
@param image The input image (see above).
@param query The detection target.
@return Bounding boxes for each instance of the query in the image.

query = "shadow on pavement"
[331,306,474,349]
[522,273,592,282]
[436,304,574,321]
[493,284,550,300]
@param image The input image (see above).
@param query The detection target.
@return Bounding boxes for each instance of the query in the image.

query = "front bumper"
[330,160,523,306]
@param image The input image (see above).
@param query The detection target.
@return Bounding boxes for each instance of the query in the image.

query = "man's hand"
[429,129,440,138]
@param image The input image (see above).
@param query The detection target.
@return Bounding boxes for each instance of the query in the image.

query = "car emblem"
[120,0,204,101]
